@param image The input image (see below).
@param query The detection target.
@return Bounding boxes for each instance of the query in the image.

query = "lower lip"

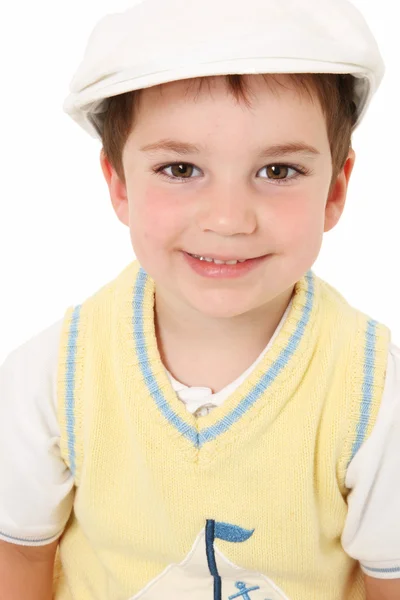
[183,252,270,279]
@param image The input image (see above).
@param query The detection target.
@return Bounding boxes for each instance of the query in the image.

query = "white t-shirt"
[0,303,399,579]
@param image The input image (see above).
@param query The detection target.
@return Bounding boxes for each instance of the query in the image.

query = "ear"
[99,149,129,227]
[324,147,356,233]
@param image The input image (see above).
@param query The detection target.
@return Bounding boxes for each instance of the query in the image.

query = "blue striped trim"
[65,305,82,477]
[199,272,314,446]
[363,565,400,574]
[134,268,314,449]
[134,270,199,446]
[349,319,378,463]
[0,529,63,544]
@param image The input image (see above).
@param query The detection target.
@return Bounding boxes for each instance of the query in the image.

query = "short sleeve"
[0,319,75,546]
[342,342,400,578]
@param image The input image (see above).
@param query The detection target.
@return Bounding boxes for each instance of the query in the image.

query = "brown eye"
[170,163,194,178]
[266,165,289,180]
[155,162,307,185]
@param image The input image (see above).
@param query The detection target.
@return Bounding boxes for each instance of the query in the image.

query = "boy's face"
[101,74,355,319]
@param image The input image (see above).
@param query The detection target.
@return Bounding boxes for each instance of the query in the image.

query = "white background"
[0,0,398,363]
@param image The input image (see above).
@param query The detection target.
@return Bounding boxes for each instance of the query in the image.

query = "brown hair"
[100,73,357,195]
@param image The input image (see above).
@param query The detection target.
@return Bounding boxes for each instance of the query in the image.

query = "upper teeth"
[190,254,246,265]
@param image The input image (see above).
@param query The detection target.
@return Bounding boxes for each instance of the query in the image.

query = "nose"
[195,183,257,236]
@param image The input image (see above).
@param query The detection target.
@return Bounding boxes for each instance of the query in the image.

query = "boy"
[0,0,399,598]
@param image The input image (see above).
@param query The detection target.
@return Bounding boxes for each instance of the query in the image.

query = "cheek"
[273,198,325,256]
[130,187,186,246]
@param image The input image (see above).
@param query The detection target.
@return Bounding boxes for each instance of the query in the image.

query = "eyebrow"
[139,139,321,159]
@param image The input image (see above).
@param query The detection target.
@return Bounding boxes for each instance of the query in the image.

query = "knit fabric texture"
[54,260,390,599]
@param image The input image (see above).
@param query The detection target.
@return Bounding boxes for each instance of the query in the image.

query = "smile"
[183,251,271,279]
[188,253,248,265]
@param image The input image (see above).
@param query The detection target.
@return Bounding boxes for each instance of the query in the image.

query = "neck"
[154,285,295,392]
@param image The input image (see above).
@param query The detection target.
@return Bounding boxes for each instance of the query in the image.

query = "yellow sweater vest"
[54,260,390,600]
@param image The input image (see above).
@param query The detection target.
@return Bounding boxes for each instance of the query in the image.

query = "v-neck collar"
[124,262,320,460]
[165,297,294,412]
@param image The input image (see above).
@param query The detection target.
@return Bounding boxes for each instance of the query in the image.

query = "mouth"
[186,252,262,265]
[183,251,271,279]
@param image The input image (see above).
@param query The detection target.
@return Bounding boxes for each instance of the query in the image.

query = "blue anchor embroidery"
[228,581,260,599]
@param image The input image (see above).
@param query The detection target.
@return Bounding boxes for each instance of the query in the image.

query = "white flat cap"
[63,0,385,139]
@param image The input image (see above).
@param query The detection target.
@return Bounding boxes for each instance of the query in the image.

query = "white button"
[194,403,216,418]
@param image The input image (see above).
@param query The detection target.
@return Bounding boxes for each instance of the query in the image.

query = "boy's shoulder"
[2,317,64,374]
[0,317,64,425]
[75,260,140,311]
[317,273,391,329]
